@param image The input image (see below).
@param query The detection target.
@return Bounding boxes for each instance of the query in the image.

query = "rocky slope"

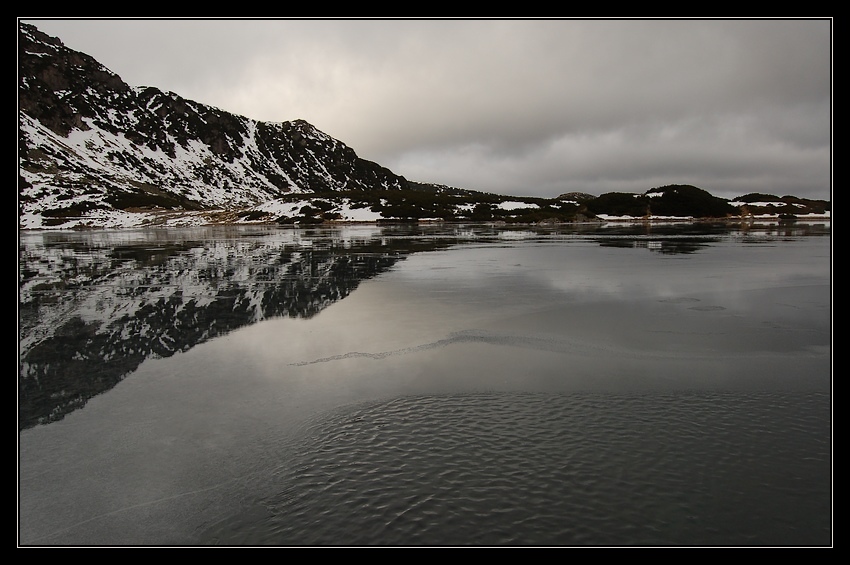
[19,22,409,229]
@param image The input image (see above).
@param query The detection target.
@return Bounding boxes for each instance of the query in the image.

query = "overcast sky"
[21,18,832,201]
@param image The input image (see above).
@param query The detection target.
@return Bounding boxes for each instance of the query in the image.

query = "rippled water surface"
[18,222,832,546]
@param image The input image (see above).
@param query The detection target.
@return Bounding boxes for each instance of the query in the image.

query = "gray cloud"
[22,18,832,200]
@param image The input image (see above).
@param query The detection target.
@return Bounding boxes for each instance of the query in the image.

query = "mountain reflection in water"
[18,221,830,431]
[19,225,449,430]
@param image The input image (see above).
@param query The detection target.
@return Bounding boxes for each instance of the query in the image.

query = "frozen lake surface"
[18,222,832,546]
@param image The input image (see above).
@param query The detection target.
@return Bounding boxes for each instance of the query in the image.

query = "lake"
[18,221,832,547]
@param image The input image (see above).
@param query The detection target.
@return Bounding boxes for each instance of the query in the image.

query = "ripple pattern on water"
[201,391,832,547]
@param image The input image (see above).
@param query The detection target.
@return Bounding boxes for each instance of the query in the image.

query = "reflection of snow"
[596,214,694,221]
[497,230,535,240]
[596,211,830,222]
[18,226,394,356]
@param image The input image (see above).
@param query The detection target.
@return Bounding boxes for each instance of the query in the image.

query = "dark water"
[18,222,832,546]
[201,391,831,547]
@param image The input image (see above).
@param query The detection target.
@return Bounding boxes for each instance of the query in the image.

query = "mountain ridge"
[18,22,830,230]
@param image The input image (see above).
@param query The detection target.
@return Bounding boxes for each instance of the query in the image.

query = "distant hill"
[587,185,736,219]
[18,22,830,230]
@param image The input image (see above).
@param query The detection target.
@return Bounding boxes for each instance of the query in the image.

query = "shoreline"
[18,213,831,232]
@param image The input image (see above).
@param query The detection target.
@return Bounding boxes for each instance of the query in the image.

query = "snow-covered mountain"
[19,22,410,229]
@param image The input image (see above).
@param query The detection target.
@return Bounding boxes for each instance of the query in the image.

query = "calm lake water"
[18,222,832,547]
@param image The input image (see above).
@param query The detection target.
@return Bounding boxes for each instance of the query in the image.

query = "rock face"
[19,22,407,226]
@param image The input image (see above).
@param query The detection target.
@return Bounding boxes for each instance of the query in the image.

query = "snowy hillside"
[19,22,406,229]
